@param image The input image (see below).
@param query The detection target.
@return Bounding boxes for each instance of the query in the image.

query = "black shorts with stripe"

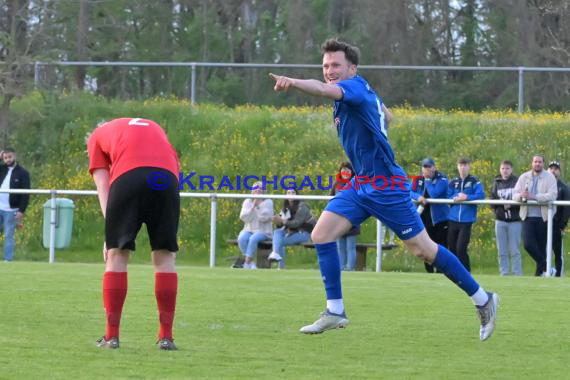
[105,167,179,252]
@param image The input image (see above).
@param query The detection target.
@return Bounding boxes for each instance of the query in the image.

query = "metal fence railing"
[3,188,568,277]
[30,61,570,113]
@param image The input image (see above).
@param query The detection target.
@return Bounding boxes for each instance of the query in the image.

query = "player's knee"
[311,229,334,244]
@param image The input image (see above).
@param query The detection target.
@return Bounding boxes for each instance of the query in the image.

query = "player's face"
[500,164,512,179]
[322,51,356,84]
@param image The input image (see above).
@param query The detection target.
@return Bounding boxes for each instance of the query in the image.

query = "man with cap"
[411,158,450,273]
[548,160,570,276]
[447,158,485,272]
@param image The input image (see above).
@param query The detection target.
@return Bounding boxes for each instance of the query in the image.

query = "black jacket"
[490,174,521,222]
[554,179,570,229]
[0,164,31,213]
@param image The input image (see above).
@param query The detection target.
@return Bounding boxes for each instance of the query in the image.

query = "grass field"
[1,262,569,380]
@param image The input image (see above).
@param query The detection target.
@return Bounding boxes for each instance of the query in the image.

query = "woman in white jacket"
[238,181,274,269]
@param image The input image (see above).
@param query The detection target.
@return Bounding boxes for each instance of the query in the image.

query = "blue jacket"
[447,174,485,223]
[410,171,450,225]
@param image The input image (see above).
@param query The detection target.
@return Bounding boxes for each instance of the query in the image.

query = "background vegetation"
[6,92,570,274]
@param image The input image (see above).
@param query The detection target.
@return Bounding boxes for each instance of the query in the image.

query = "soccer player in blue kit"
[269,39,499,341]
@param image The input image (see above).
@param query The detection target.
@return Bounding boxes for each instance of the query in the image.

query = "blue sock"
[433,245,479,296]
[316,242,342,300]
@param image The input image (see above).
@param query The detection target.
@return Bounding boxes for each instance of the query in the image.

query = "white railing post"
[49,190,57,264]
[518,67,525,113]
[546,202,554,277]
[209,194,217,268]
[191,63,196,105]
[376,219,383,272]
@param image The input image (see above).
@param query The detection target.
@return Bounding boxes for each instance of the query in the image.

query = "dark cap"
[457,157,471,164]
[421,158,435,167]
[548,160,561,169]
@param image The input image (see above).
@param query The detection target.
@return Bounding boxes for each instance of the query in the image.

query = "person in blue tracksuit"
[411,158,449,273]
[447,158,485,272]
[269,38,498,341]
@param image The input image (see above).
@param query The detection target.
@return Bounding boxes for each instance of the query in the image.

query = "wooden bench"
[226,239,397,271]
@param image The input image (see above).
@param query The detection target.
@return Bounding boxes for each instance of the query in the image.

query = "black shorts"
[105,167,180,252]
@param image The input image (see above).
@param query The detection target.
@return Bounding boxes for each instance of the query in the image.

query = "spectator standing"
[447,158,485,272]
[547,161,570,277]
[490,160,522,276]
[513,155,558,276]
[411,158,449,273]
[0,148,30,262]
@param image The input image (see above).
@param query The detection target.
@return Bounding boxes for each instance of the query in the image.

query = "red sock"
[103,271,128,340]
[155,272,178,340]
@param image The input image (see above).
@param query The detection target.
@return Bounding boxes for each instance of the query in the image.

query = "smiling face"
[340,166,353,180]
[322,51,357,84]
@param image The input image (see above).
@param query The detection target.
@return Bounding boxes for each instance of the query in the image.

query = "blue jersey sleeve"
[336,78,366,106]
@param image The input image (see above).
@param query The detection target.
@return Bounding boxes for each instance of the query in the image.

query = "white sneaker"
[243,262,251,269]
[476,292,499,341]
[268,252,282,261]
[299,310,349,334]
[248,262,257,270]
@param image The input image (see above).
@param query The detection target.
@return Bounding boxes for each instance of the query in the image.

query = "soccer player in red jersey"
[87,117,180,350]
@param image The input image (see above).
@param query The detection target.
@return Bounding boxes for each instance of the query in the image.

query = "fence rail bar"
[8,188,566,274]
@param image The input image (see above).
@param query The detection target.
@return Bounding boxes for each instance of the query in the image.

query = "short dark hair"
[337,161,354,173]
[500,160,513,167]
[3,147,15,154]
[321,39,360,65]
[457,157,471,164]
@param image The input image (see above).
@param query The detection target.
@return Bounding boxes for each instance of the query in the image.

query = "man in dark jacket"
[490,160,522,275]
[548,161,570,277]
[411,158,449,273]
[0,148,31,261]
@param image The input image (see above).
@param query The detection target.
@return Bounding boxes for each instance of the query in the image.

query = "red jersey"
[87,118,180,184]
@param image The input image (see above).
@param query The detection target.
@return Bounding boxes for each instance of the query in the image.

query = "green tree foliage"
[2,0,570,116]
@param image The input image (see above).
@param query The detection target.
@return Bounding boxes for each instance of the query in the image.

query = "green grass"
[1,262,569,379]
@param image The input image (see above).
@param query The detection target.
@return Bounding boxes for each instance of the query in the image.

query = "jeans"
[495,220,523,276]
[523,217,547,276]
[272,227,311,269]
[0,210,17,261]
[337,235,357,271]
[237,231,270,259]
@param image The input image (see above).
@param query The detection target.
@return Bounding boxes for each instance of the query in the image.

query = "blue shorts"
[325,182,424,241]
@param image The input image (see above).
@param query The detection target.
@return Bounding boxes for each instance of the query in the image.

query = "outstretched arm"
[269,73,343,100]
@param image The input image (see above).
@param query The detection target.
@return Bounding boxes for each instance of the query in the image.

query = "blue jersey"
[334,75,407,182]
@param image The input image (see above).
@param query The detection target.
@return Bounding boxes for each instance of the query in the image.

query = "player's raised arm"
[269,73,343,100]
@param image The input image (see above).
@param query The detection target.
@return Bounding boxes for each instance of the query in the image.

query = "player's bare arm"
[92,168,110,218]
[269,73,343,100]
